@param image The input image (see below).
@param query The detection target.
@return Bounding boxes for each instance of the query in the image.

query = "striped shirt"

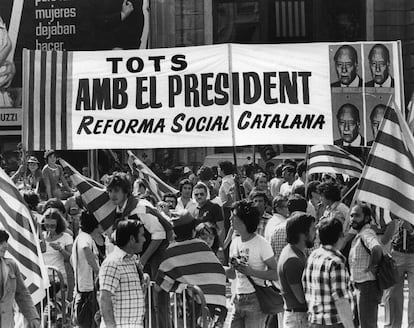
[155,239,226,307]
[303,245,353,326]
[99,246,145,328]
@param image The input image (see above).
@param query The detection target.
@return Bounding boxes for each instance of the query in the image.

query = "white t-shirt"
[270,177,283,198]
[71,231,98,292]
[230,234,274,294]
[279,182,293,197]
[264,214,285,242]
[43,232,73,283]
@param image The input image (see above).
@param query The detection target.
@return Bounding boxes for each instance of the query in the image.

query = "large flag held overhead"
[354,107,414,225]
[308,145,364,178]
[127,151,178,202]
[59,158,116,230]
[0,167,48,305]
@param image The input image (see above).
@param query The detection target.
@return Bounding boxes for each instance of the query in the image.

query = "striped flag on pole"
[0,167,48,305]
[354,107,414,225]
[22,49,73,151]
[59,159,116,230]
[127,151,178,202]
[407,92,414,135]
[308,145,364,178]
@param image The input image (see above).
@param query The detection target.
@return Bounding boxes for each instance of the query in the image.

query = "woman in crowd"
[12,156,46,199]
[42,150,71,200]
[227,200,277,328]
[42,208,73,299]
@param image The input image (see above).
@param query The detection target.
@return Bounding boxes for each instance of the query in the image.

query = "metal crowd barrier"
[145,280,211,328]
[43,266,71,328]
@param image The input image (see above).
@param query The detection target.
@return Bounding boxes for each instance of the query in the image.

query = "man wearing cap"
[0,230,40,328]
[42,150,70,200]
[280,165,296,197]
[156,211,227,327]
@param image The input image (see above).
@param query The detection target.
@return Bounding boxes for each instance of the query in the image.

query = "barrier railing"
[145,281,211,328]
[43,266,71,328]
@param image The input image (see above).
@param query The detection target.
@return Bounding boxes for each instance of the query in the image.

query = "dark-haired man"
[331,45,363,87]
[107,172,172,277]
[303,218,354,328]
[99,220,147,328]
[193,182,223,225]
[278,213,316,327]
[280,165,296,197]
[365,44,394,88]
[250,190,272,237]
[334,103,364,147]
[348,204,383,328]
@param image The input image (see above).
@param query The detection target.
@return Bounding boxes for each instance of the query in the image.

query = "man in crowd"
[176,178,197,214]
[365,44,394,88]
[278,213,316,328]
[280,165,296,197]
[0,230,40,328]
[385,218,414,328]
[318,182,350,229]
[331,45,363,87]
[218,160,235,262]
[265,195,289,242]
[250,190,273,237]
[156,211,227,327]
[303,218,355,328]
[107,172,171,277]
[271,194,308,265]
[348,204,383,328]
[242,164,255,197]
[368,104,388,146]
[292,161,306,191]
[270,163,284,198]
[162,192,178,211]
[306,180,322,220]
[334,103,364,147]
[99,220,147,328]
[193,182,224,225]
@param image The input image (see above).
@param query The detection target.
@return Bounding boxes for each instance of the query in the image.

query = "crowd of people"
[3,150,414,328]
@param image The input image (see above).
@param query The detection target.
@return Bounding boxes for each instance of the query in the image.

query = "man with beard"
[277,213,316,328]
[348,204,383,328]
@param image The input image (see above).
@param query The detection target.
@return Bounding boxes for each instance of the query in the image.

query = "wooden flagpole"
[227,43,241,201]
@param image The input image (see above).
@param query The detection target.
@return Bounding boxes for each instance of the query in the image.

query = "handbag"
[245,275,284,315]
[360,238,399,290]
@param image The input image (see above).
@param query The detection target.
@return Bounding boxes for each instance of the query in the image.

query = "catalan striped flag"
[308,145,364,178]
[22,49,73,151]
[407,92,414,135]
[127,151,178,202]
[0,167,48,305]
[59,159,116,230]
[354,107,414,225]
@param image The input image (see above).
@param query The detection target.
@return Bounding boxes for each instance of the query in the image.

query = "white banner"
[23,42,403,150]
